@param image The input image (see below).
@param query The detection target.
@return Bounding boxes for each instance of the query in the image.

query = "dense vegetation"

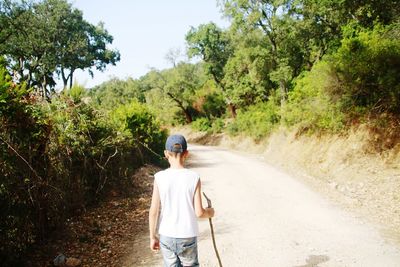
[0,65,166,265]
[1,0,399,265]
[91,0,399,139]
[0,0,166,265]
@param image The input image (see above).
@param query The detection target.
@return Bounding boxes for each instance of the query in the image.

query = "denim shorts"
[159,235,199,267]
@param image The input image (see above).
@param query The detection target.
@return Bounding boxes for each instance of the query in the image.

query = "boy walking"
[149,134,215,267]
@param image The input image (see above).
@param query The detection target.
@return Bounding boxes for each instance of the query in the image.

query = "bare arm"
[194,179,215,219]
[149,181,160,251]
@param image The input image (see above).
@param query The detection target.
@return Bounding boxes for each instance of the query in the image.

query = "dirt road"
[126,145,400,266]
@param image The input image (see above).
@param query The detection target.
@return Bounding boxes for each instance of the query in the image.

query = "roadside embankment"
[176,125,400,244]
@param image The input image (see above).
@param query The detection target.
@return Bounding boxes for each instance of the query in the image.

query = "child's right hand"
[150,237,160,251]
[205,207,215,218]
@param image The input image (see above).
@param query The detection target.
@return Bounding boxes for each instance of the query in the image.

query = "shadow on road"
[186,160,218,169]
[293,254,330,267]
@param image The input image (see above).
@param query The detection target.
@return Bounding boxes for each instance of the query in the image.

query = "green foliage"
[282,61,345,132]
[223,30,274,108]
[186,22,234,114]
[0,66,38,265]
[330,24,400,114]
[191,116,225,134]
[0,0,120,95]
[201,91,226,119]
[211,118,225,134]
[0,67,28,109]
[145,87,182,125]
[140,63,205,124]
[89,78,145,109]
[0,68,165,264]
[66,84,86,103]
[112,100,167,159]
[186,22,232,84]
[191,117,212,132]
[227,100,280,141]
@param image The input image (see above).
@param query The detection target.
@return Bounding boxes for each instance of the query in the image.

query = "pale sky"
[69,0,230,88]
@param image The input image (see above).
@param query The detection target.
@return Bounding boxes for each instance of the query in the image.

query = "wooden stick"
[203,192,223,267]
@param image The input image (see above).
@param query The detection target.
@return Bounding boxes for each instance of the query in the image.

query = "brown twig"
[0,135,43,182]
[0,136,64,200]
[203,192,223,267]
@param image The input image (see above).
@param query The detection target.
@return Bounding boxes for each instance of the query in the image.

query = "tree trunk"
[166,92,193,124]
[27,69,32,88]
[61,68,68,90]
[183,109,193,124]
[280,79,287,106]
[228,103,237,118]
[69,70,74,89]
[42,75,47,99]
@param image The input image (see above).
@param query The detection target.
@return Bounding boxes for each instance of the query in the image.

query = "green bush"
[190,117,225,134]
[191,117,212,132]
[89,78,145,109]
[227,100,280,141]
[0,67,39,265]
[331,23,400,114]
[65,84,86,103]
[282,23,400,133]
[211,118,225,133]
[282,61,345,132]
[0,67,166,265]
[47,95,137,205]
[112,100,167,161]
[201,92,226,118]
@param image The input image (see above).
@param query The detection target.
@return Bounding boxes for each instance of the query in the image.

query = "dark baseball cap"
[165,134,187,153]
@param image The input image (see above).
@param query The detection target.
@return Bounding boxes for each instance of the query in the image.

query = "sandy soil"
[125,144,400,267]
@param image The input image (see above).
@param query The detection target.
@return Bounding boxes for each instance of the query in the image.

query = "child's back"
[148,134,214,267]
[155,168,199,238]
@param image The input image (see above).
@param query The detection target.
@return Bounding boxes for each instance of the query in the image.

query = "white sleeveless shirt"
[155,168,200,238]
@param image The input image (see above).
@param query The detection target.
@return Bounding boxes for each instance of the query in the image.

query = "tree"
[58,20,120,90]
[0,0,54,95]
[289,0,400,62]
[89,77,145,109]
[164,47,184,67]
[164,63,205,123]
[0,0,120,96]
[185,22,237,117]
[222,29,274,108]
[220,0,307,103]
[141,63,205,124]
[343,0,400,27]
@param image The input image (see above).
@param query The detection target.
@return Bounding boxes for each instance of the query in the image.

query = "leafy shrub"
[282,61,345,132]
[0,68,166,265]
[201,92,226,118]
[112,100,167,161]
[227,100,280,141]
[47,95,134,205]
[331,23,400,114]
[191,117,212,132]
[211,118,225,133]
[145,88,183,126]
[0,67,39,265]
[66,84,86,103]
[282,23,400,133]
[89,78,145,109]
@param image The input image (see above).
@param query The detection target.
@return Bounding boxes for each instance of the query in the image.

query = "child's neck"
[168,158,185,169]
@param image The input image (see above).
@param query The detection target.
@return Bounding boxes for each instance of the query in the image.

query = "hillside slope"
[179,126,400,244]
